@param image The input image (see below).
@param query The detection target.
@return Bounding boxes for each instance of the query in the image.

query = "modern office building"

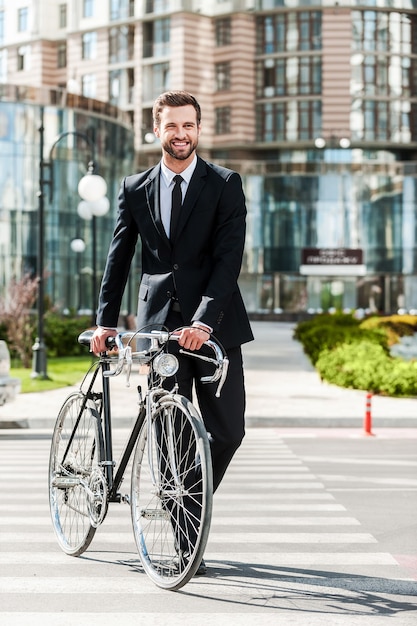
[0,86,135,314]
[1,0,416,316]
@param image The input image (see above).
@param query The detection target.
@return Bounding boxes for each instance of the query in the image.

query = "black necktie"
[170,174,183,241]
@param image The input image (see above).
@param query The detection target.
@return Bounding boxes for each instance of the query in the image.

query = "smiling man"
[90,90,253,574]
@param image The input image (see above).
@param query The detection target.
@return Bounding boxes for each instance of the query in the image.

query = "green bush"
[294,312,417,397]
[44,313,93,357]
[360,314,417,346]
[293,313,387,365]
[316,341,417,397]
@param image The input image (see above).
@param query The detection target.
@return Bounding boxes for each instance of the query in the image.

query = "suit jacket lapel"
[145,163,170,245]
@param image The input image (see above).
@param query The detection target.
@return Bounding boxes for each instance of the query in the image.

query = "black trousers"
[163,309,246,492]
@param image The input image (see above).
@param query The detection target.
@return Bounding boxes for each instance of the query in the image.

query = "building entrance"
[306,277,357,313]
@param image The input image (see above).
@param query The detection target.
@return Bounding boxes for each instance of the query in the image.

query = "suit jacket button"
[167,291,172,298]
[173,264,179,270]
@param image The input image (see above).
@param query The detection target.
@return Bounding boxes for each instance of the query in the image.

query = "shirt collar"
[160,155,197,187]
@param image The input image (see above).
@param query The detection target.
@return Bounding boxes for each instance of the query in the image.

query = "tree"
[0,274,39,367]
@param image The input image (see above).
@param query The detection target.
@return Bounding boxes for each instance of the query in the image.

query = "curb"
[2,416,417,430]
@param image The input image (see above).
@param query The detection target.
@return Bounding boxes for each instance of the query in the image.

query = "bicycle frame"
[64,357,146,504]
[67,329,228,504]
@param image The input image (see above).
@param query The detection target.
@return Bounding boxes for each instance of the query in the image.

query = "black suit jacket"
[96,156,253,349]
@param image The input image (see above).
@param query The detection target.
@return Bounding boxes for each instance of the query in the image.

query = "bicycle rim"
[49,391,104,556]
[130,395,213,590]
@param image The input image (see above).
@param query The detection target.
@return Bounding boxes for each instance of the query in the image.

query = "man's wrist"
[192,321,212,334]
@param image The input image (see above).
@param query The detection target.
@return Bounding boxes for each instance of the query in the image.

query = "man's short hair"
[153,91,201,127]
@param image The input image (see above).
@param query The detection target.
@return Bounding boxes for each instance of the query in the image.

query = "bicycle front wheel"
[49,392,105,556]
[130,394,213,591]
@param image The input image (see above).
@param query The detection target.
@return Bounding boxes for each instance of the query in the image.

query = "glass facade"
[239,3,417,315]
[240,155,417,314]
[0,99,136,316]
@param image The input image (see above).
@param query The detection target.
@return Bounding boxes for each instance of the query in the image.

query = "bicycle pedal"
[121,494,130,504]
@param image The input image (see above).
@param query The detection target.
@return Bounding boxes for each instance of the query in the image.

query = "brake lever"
[178,349,229,397]
[215,355,229,398]
[103,334,132,382]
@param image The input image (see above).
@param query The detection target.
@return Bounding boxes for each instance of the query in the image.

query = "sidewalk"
[1,321,417,429]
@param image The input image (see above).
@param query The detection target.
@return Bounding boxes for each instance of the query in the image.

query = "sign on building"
[300,248,366,276]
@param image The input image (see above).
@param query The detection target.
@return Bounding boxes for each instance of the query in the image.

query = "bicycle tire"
[130,394,213,590]
[49,391,106,556]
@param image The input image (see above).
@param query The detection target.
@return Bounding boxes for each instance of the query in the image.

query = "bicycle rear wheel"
[130,394,213,590]
[49,391,106,556]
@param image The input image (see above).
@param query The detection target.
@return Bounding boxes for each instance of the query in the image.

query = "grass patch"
[10,355,96,393]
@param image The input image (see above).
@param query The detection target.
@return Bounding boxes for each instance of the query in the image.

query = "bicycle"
[48,327,228,591]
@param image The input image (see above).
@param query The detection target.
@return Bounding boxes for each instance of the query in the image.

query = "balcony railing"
[0,84,132,127]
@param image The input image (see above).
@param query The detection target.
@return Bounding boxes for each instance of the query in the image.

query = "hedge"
[293,313,388,365]
[295,313,417,397]
[316,341,417,397]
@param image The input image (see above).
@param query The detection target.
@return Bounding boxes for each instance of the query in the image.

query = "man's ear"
[154,126,160,138]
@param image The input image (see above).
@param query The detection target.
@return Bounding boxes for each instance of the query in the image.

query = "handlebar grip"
[105,336,117,350]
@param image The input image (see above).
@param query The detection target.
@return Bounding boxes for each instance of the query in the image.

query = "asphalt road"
[0,426,416,625]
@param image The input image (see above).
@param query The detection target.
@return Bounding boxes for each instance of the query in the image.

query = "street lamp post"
[31,106,107,379]
[70,237,86,311]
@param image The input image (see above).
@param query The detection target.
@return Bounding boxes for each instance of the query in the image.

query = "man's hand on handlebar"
[90,327,118,355]
[174,326,210,351]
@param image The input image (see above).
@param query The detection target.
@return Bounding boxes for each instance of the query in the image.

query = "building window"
[351,51,417,100]
[215,18,231,46]
[142,61,170,101]
[215,62,231,91]
[142,107,154,142]
[412,15,417,54]
[257,56,321,98]
[299,11,321,51]
[17,45,31,71]
[82,73,97,98]
[109,25,134,63]
[109,67,134,106]
[215,106,231,134]
[145,0,170,13]
[83,0,94,18]
[143,18,170,58]
[257,11,322,54]
[352,10,416,56]
[352,99,415,142]
[57,43,67,68]
[18,7,28,32]
[298,100,321,140]
[82,31,97,59]
[110,0,135,20]
[59,4,67,28]
[0,49,7,83]
[257,100,321,142]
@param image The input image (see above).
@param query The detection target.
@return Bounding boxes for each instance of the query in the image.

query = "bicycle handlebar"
[79,329,229,398]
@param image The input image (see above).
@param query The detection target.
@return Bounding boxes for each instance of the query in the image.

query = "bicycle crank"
[87,468,108,527]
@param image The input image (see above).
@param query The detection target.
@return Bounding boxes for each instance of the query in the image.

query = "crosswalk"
[0,427,415,625]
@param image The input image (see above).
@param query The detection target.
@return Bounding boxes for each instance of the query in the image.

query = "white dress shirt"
[160,156,197,238]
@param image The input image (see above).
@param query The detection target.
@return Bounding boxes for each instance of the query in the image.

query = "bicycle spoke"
[49,392,104,556]
[130,395,212,590]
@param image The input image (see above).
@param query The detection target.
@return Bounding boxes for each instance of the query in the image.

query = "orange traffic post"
[364,392,375,436]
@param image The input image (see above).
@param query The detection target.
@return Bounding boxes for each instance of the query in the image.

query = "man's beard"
[162,139,197,161]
